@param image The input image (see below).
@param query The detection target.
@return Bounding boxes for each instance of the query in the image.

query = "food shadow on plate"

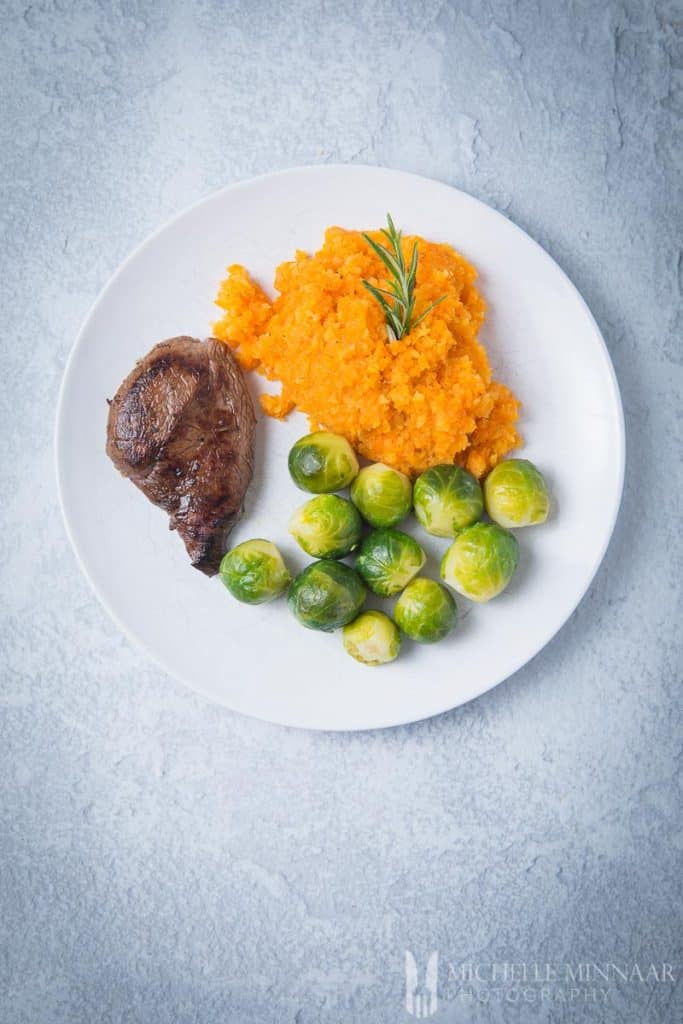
[497,536,534,599]
[381,596,477,664]
[542,468,559,525]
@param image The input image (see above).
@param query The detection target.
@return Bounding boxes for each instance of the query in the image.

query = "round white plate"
[56,165,624,730]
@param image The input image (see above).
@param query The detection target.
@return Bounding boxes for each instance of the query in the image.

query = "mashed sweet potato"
[213,226,520,478]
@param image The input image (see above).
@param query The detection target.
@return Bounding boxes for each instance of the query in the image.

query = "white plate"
[55,165,624,731]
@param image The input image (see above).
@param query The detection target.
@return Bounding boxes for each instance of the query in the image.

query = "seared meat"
[106,336,256,575]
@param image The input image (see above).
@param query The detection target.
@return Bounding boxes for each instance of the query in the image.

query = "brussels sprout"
[219,539,291,605]
[288,559,366,631]
[440,522,519,602]
[342,611,401,666]
[413,464,483,537]
[484,459,550,528]
[394,577,457,643]
[288,431,359,493]
[350,463,412,528]
[355,528,426,597]
[289,494,362,559]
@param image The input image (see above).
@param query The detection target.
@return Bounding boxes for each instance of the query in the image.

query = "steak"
[106,336,256,575]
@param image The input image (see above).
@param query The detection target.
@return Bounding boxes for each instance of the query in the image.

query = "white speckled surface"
[1,1,681,1021]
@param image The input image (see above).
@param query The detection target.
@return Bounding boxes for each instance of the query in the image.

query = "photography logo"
[405,950,439,1018]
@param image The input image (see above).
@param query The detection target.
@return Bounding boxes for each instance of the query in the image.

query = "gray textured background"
[1,1,681,1021]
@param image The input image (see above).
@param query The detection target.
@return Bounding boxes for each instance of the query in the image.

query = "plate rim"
[55,163,626,731]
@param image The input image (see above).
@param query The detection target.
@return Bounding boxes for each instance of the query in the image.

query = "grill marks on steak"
[106,336,256,575]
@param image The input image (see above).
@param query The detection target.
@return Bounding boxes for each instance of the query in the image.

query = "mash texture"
[214,227,520,478]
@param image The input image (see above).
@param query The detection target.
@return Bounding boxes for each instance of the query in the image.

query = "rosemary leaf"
[362,233,403,279]
[411,294,447,330]
[362,281,403,337]
[372,285,409,311]
[407,241,419,284]
[362,214,447,340]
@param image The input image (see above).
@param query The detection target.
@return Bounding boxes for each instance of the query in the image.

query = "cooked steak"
[106,336,256,575]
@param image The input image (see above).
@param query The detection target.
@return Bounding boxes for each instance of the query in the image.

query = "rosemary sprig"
[361,213,446,341]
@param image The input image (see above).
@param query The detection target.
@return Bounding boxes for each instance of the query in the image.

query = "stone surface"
[0,1,681,1021]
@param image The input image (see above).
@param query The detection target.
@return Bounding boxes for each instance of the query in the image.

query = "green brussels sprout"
[219,539,291,604]
[413,464,483,537]
[484,459,550,528]
[394,577,457,643]
[350,463,412,528]
[288,559,366,631]
[440,522,519,602]
[289,494,362,559]
[342,611,401,666]
[355,528,426,597]
[288,431,359,493]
